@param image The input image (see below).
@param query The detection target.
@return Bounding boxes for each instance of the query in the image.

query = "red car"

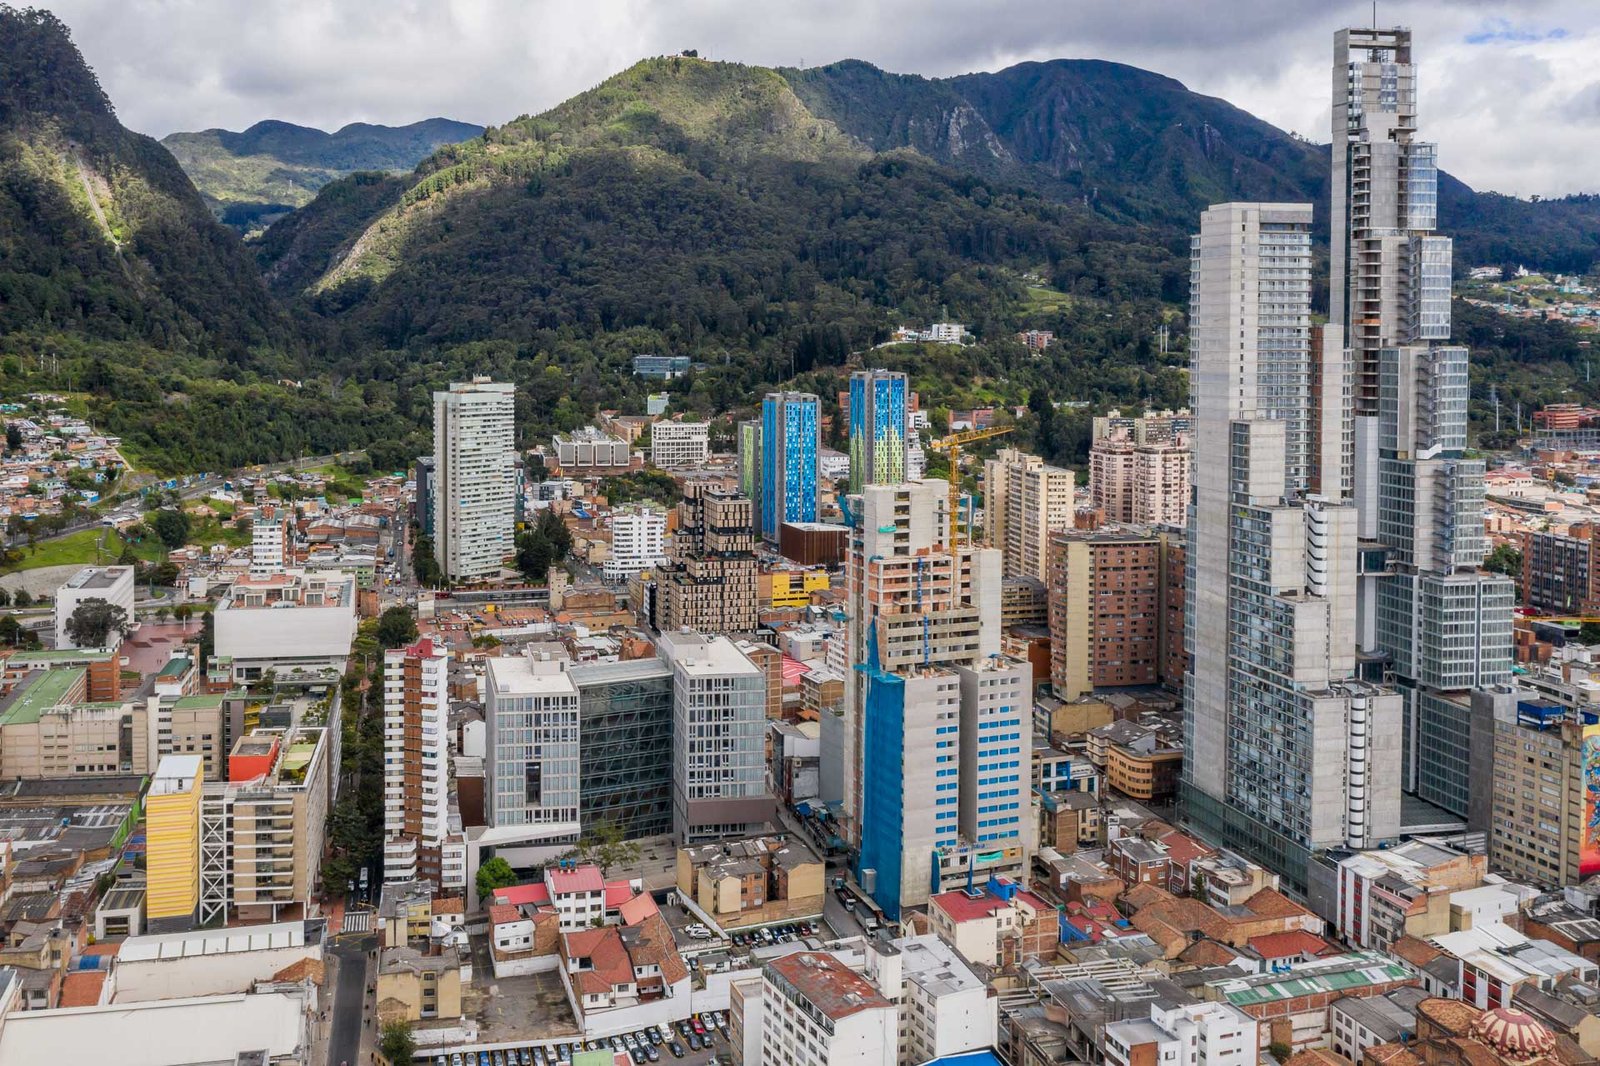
[691,1018,705,1035]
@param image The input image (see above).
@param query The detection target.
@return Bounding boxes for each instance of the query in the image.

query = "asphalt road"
[330,935,375,1066]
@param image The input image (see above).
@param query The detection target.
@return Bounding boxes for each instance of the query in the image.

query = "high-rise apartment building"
[737,420,761,503]
[250,503,290,577]
[1468,687,1585,888]
[848,369,908,493]
[1048,526,1187,700]
[146,754,203,928]
[432,378,516,582]
[1523,527,1600,614]
[840,478,1031,917]
[1330,28,1512,817]
[983,447,1075,582]
[1183,202,1402,889]
[1088,434,1190,528]
[657,485,759,634]
[414,456,435,537]
[759,391,819,541]
[657,631,776,842]
[383,637,449,886]
[603,506,667,581]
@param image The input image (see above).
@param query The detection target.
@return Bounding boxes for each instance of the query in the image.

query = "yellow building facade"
[145,754,203,922]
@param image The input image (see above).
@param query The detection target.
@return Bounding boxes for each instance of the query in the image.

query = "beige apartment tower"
[982,447,1074,582]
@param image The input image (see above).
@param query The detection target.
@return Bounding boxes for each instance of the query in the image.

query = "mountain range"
[161,117,483,231]
[2,4,1596,473]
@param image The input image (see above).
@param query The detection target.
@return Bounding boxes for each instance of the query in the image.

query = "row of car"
[728,922,814,948]
[437,1013,731,1066]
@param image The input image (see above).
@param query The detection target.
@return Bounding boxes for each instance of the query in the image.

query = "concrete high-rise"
[383,637,449,886]
[1183,202,1401,890]
[432,378,516,582]
[657,485,759,635]
[1088,434,1190,529]
[759,391,819,541]
[848,369,908,493]
[839,478,1031,918]
[982,447,1074,583]
[1331,28,1513,816]
[657,631,776,842]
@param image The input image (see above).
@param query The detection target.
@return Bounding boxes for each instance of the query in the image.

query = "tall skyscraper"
[982,447,1075,582]
[1183,202,1401,889]
[1332,28,1512,815]
[383,637,449,886]
[759,391,820,541]
[657,485,760,634]
[848,369,908,493]
[841,478,1031,918]
[432,378,516,582]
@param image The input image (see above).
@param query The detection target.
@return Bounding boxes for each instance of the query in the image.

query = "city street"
[329,934,375,1066]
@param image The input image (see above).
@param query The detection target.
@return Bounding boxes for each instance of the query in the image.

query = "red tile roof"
[1242,887,1312,920]
[604,882,636,908]
[492,883,552,907]
[1158,831,1217,866]
[548,865,606,895]
[617,893,659,926]
[488,904,524,927]
[59,970,105,1008]
[1249,930,1331,959]
[767,952,893,1021]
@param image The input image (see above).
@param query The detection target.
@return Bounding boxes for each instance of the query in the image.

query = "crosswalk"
[341,911,371,934]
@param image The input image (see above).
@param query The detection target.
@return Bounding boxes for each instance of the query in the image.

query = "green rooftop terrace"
[0,668,86,727]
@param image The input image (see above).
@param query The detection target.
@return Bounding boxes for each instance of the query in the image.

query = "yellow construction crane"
[928,425,1013,546]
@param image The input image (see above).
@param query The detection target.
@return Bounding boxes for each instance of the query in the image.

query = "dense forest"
[3,6,1600,474]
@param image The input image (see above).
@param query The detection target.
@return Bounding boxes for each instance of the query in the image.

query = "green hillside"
[162,116,482,231]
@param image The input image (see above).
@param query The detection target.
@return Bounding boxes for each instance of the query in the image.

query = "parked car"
[687,1034,703,1052]
[667,1041,685,1059]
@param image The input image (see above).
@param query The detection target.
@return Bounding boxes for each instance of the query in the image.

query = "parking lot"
[424,1011,734,1066]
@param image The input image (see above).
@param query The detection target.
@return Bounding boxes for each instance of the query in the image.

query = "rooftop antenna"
[1372,1,1378,28]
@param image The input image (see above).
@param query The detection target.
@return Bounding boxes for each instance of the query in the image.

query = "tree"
[64,598,131,648]
[515,529,553,583]
[174,603,194,624]
[0,587,10,607]
[154,606,171,624]
[12,589,31,607]
[1484,543,1522,579]
[535,508,574,559]
[4,424,20,453]
[1580,622,1600,646]
[375,606,418,649]
[476,856,519,900]
[199,609,215,666]
[0,614,25,646]
[379,1020,416,1065]
[149,508,191,549]
[563,822,642,876]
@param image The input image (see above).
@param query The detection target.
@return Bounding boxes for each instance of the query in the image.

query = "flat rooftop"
[486,655,578,696]
[62,566,131,591]
[0,990,307,1066]
[0,668,84,727]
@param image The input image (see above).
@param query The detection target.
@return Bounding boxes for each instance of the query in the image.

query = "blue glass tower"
[848,369,908,494]
[759,391,819,541]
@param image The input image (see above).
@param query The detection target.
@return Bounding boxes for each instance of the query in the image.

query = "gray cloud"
[31,0,1594,197]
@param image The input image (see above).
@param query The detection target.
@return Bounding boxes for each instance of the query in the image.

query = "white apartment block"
[891,935,998,1065]
[650,421,710,468]
[657,631,775,843]
[1105,1002,1259,1066]
[54,565,135,650]
[983,447,1074,582]
[553,426,631,470]
[603,507,667,581]
[762,952,897,1066]
[433,378,516,582]
[383,637,449,886]
[250,503,290,577]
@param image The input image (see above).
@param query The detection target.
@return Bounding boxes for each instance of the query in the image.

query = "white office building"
[650,421,710,468]
[603,507,667,581]
[484,653,580,833]
[54,565,135,649]
[250,503,290,577]
[891,935,998,1065]
[1183,202,1402,891]
[657,631,775,842]
[433,378,516,582]
[761,952,897,1066]
[1105,1002,1260,1066]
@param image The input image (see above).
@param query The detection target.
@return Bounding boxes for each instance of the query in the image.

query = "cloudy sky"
[37,0,1597,197]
